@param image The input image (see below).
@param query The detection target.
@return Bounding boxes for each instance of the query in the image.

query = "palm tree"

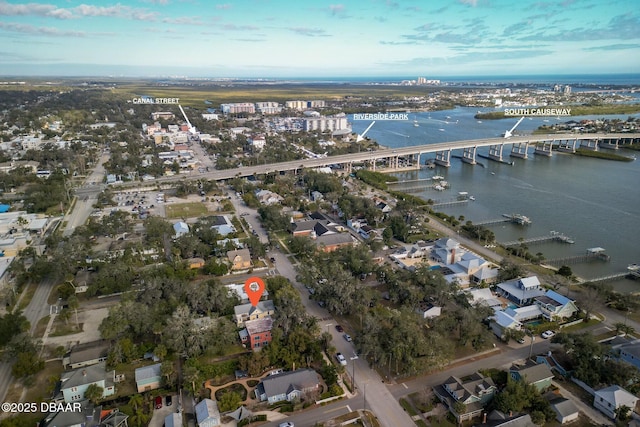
[128,394,143,412]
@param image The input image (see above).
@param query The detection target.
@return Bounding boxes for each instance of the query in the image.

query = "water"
[350,108,640,293]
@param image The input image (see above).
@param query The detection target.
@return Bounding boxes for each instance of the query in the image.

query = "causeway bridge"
[94,133,639,191]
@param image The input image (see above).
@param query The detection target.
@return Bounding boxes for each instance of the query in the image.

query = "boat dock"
[587,270,640,284]
[502,231,575,247]
[547,247,611,267]
[475,213,531,226]
[432,199,469,208]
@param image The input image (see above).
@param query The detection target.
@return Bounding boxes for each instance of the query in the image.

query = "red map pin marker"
[244,277,265,307]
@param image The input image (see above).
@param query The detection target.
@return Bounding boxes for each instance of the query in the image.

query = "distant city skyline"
[0,0,638,78]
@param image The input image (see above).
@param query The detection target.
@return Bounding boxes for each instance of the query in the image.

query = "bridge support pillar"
[599,138,619,150]
[580,138,598,151]
[534,140,553,157]
[434,150,451,167]
[510,142,529,159]
[557,139,577,153]
[462,146,477,165]
[488,144,504,161]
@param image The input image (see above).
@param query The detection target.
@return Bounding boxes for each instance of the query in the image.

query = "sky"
[0,0,639,78]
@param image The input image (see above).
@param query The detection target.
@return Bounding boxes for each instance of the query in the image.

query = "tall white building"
[221,103,255,114]
[303,114,350,132]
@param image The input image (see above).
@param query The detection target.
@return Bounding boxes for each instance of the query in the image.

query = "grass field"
[112,82,436,107]
[165,202,209,219]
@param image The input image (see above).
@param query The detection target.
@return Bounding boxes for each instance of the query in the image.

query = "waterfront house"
[534,290,579,321]
[496,276,545,306]
[255,369,321,404]
[593,385,639,419]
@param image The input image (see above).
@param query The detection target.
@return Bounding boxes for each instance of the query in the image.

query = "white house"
[496,276,545,306]
[195,398,220,427]
[59,362,115,403]
[550,398,580,424]
[593,385,639,419]
[534,290,579,321]
[416,302,442,319]
[173,221,189,237]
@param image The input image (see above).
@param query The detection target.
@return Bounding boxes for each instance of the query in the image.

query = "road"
[231,212,414,426]
[0,154,110,403]
[63,153,109,237]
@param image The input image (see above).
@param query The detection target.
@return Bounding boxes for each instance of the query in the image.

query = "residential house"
[535,351,574,377]
[496,276,545,306]
[509,362,554,392]
[467,288,503,312]
[211,215,236,236]
[59,362,115,403]
[490,311,522,340]
[290,218,354,252]
[611,338,640,371]
[503,305,544,323]
[239,317,273,350]
[534,290,579,321]
[195,398,220,427]
[416,302,442,319]
[550,398,580,424]
[234,300,275,327]
[227,249,252,271]
[248,134,266,151]
[41,401,102,427]
[226,283,267,304]
[255,369,321,404]
[593,385,639,419]
[429,238,498,287]
[164,413,183,427]
[187,258,205,269]
[134,363,162,393]
[255,189,283,206]
[173,221,189,238]
[63,340,109,370]
[482,412,536,427]
[433,372,497,422]
[310,191,324,202]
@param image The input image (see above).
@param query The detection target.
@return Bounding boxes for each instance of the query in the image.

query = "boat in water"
[629,263,640,271]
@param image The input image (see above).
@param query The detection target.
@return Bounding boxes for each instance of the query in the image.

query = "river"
[350,108,640,293]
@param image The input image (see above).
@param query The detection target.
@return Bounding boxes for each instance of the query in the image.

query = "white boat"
[432,175,444,180]
[477,120,482,123]
[469,196,476,201]
[439,128,445,131]
[413,120,419,127]
[629,264,640,271]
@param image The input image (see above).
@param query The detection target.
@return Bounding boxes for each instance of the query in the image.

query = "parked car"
[344,334,352,342]
[278,422,295,427]
[516,337,526,344]
[165,395,172,406]
[541,330,555,339]
[336,353,347,366]
[335,325,344,333]
[155,396,163,409]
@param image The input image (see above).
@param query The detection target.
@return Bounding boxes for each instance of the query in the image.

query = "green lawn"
[165,202,209,219]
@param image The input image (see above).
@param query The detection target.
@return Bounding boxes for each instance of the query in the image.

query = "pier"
[432,199,469,208]
[547,247,611,267]
[586,270,640,284]
[502,231,575,247]
[475,214,531,226]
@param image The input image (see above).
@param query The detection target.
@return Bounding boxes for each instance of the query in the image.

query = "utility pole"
[528,330,535,360]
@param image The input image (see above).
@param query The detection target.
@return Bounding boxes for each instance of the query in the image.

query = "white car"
[279,422,294,427]
[336,353,347,366]
[541,330,555,339]
[344,334,352,342]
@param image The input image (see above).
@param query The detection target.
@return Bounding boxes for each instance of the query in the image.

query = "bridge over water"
[97,132,640,191]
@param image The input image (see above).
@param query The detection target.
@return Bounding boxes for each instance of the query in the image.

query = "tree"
[11,352,44,378]
[84,384,104,404]
[218,391,242,412]
[557,265,573,278]
[128,394,143,412]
